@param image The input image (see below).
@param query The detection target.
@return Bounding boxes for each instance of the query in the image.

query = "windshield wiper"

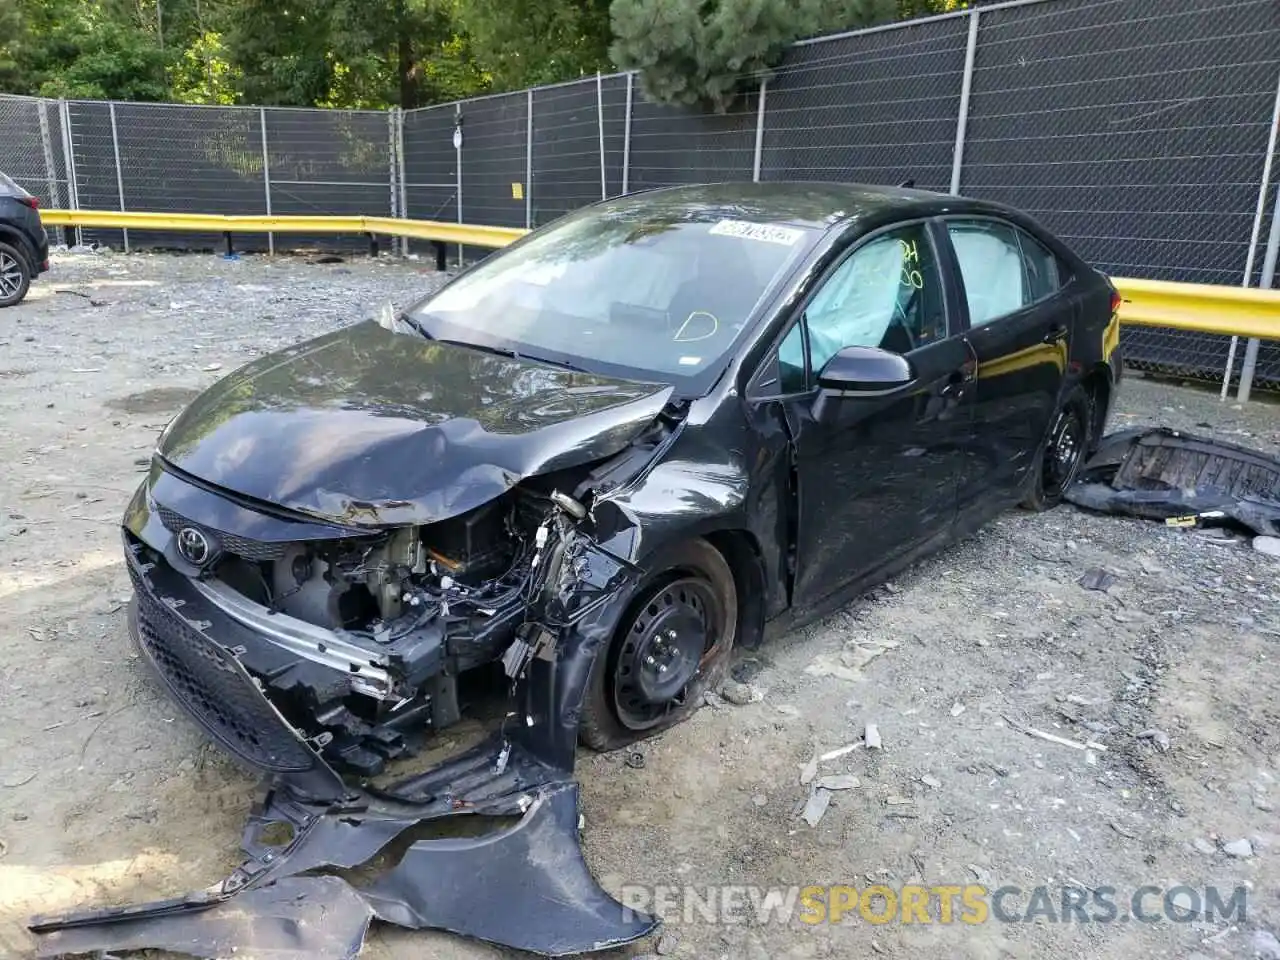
[434,338,591,374]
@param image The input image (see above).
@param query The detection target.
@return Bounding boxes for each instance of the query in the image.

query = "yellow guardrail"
[40,209,528,267]
[38,210,1280,340]
[1112,277,1280,342]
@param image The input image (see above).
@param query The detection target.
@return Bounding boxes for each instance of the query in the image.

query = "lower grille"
[129,562,317,773]
[154,503,287,562]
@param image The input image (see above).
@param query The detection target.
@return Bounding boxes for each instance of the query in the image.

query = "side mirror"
[817,346,914,396]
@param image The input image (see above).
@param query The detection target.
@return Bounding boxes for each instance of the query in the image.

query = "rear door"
[941,218,1073,510]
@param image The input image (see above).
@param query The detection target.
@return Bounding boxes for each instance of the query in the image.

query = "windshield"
[409,197,817,383]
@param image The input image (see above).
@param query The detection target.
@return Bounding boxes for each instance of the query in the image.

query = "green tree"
[455,0,611,89]
[610,0,901,112]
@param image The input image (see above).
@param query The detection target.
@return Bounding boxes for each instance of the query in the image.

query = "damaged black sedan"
[33,183,1123,958]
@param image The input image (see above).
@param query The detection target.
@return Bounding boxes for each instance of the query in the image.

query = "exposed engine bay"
[138,401,683,778]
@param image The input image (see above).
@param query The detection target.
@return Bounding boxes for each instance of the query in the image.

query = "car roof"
[616,181,1006,231]
[0,171,29,197]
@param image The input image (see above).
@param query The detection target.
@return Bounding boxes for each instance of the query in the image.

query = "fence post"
[395,108,409,256]
[752,79,768,182]
[622,73,633,195]
[525,89,534,229]
[37,101,62,244]
[58,100,81,246]
[596,73,607,199]
[257,108,272,256]
[1225,67,1280,400]
[1237,184,1280,403]
[950,9,980,195]
[387,108,398,222]
[455,102,463,265]
[108,102,129,253]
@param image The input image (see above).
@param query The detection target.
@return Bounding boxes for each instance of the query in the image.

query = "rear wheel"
[1021,384,1091,512]
[579,540,737,751]
[0,242,32,307]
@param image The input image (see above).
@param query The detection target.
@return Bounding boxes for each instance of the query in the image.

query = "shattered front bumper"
[125,531,349,799]
[31,482,656,958]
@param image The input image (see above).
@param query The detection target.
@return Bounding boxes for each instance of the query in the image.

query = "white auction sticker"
[708,219,804,246]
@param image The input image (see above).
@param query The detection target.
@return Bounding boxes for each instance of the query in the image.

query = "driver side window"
[779,223,945,391]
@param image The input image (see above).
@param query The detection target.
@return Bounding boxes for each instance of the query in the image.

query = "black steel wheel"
[612,577,724,731]
[580,539,737,751]
[1022,384,1091,512]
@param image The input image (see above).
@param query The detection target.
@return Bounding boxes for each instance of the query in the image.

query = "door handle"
[941,372,968,401]
[1043,323,1068,345]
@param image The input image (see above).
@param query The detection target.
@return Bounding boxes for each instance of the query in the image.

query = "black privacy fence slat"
[762,15,969,191]
[1,0,1278,387]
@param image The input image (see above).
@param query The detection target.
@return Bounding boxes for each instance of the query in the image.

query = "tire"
[1021,383,1092,512]
[579,539,738,752]
[0,241,32,308]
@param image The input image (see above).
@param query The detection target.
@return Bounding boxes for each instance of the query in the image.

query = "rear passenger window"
[946,219,1064,327]
[1017,231,1062,302]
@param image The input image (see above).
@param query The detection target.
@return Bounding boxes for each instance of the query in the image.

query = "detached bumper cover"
[30,768,656,959]
[1066,426,1280,535]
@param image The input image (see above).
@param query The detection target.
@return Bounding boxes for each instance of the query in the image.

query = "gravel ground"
[1,251,1278,960]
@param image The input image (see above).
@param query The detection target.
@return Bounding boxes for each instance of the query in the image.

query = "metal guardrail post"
[597,73,607,199]
[260,107,274,256]
[753,79,767,182]
[108,102,129,253]
[622,73,633,195]
[950,9,980,196]
[1237,184,1280,403]
[526,89,533,229]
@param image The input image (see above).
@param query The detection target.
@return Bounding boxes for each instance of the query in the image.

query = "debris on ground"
[801,788,833,827]
[718,679,762,705]
[1136,728,1171,752]
[625,750,646,770]
[1254,536,1280,557]
[864,723,882,750]
[819,743,859,762]
[1078,567,1118,591]
[1066,427,1280,535]
[799,753,819,786]
[814,774,859,791]
[804,637,900,681]
[1003,715,1107,753]
[1222,838,1255,858]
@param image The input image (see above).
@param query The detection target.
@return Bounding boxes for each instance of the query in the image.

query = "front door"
[769,221,975,608]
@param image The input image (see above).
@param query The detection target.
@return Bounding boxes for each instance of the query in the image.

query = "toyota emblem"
[176,526,211,565]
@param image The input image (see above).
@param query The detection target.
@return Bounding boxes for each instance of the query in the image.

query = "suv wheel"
[0,242,32,307]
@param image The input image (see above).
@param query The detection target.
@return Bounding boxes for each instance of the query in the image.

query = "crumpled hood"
[157,320,673,525]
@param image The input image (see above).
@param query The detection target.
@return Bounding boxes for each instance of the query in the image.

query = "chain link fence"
[1,0,1279,392]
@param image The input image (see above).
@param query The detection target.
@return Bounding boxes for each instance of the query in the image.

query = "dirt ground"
[1,250,1278,960]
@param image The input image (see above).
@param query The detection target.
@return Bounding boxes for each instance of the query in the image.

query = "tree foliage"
[611,0,904,112]
[0,0,966,109]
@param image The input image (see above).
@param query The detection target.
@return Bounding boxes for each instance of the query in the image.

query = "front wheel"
[1021,384,1091,512]
[579,539,737,752]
